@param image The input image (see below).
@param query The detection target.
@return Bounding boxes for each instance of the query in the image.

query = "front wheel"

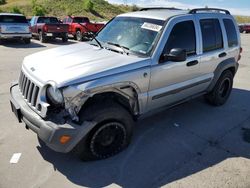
[205,70,233,106]
[76,30,83,41]
[73,102,134,161]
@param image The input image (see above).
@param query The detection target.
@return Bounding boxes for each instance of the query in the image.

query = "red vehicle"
[239,23,250,33]
[63,16,104,41]
[30,16,69,43]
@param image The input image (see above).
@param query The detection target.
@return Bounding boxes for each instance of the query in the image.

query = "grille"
[18,71,40,109]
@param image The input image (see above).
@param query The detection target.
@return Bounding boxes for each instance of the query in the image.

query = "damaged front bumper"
[10,83,96,153]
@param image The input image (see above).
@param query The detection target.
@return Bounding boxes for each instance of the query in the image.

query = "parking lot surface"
[0,35,250,188]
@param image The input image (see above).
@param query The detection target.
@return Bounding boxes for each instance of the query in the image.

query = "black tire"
[39,31,46,43]
[73,34,77,40]
[23,38,31,44]
[73,102,134,161]
[76,30,83,41]
[205,70,233,106]
[62,34,68,42]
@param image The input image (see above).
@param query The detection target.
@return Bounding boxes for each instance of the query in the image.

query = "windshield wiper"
[106,42,130,54]
[68,15,103,49]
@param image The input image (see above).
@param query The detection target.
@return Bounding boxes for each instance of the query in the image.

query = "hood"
[22,43,149,87]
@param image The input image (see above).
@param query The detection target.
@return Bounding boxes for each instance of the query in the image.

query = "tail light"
[29,26,31,33]
[0,26,1,33]
[238,47,243,61]
[43,25,48,32]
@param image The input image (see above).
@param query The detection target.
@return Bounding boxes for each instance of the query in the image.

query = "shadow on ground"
[37,88,250,187]
[0,39,46,48]
[0,39,77,48]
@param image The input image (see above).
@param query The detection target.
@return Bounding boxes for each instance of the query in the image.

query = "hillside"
[0,0,135,21]
[1,0,250,23]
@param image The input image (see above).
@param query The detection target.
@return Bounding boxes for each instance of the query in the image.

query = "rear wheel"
[39,31,46,43]
[73,102,134,161]
[23,38,31,44]
[62,34,68,42]
[76,30,83,41]
[205,70,233,106]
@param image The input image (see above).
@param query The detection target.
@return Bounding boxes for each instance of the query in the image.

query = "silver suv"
[10,8,241,160]
[0,13,31,44]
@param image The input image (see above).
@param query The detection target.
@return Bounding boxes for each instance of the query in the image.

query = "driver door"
[148,17,205,111]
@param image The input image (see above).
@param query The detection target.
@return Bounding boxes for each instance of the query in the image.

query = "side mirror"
[160,48,187,63]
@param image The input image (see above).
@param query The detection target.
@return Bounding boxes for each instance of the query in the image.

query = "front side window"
[200,19,223,52]
[163,20,196,56]
[223,19,238,47]
[96,17,165,56]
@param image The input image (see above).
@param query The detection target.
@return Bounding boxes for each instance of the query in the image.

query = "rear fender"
[207,58,239,92]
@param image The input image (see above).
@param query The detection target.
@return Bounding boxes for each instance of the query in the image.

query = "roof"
[0,13,24,16]
[117,8,231,20]
[118,9,189,20]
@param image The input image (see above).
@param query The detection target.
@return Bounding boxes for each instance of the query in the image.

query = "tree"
[11,6,22,14]
[0,0,6,5]
[132,4,139,11]
[31,0,47,16]
[32,5,47,16]
[83,0,94,12]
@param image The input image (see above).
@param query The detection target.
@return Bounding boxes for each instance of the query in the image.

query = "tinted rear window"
[0,15,28,23]
[200,19,223,52]
[73,17,90,23]
[223,19,238,47]
[37,17,59,24]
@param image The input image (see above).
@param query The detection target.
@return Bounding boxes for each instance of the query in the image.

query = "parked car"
[30,16,69,43]
[239,23,250,33]
[62,16,104,41]
[10,8,241,160]
[0,13,31,44]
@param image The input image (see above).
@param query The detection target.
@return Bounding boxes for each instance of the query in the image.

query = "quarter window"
[200,19,223,52]
[164,21,196,56]
[223,19,238,47]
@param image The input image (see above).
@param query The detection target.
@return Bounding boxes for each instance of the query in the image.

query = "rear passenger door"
[198,16,227,80]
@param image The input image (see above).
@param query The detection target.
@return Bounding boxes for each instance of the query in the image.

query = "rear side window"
[200,19,223,52]
[0,15,27,23]
[164,21,196,56]
[223,19,238,47]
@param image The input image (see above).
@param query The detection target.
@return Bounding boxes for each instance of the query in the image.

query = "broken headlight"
[46,86,64,105]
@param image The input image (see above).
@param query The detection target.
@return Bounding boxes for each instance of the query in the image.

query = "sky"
[106,0,250,16]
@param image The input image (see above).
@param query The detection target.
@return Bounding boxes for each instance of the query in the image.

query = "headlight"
[46,86,64,105]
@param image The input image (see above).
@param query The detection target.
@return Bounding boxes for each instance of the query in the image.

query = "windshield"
[96,17,165,56]
[0,15,28,23]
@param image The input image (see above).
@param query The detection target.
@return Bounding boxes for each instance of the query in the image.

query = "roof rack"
[189,8,230,15]
[140,7,182,11]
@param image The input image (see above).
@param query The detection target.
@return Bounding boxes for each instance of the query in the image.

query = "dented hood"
[22,42,148,87]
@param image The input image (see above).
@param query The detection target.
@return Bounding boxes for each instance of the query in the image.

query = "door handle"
[219,52,227,58]
[186,60,199,67]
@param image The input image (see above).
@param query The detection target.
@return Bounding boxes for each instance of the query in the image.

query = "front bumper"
[10,83,96,153]
[0,33,32,39]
